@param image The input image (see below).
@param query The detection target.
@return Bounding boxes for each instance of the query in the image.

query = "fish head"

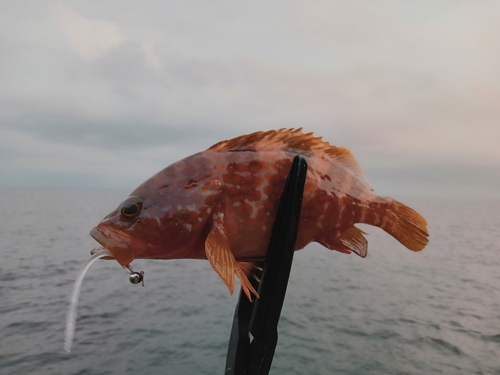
[90,191,195,266]
[90,194,150,267]
[90,157,223,266]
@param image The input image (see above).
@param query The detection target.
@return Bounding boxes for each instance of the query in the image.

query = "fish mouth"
[90,226,135,267]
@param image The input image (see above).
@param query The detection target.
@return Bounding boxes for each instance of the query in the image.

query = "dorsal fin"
[208,128,371,188]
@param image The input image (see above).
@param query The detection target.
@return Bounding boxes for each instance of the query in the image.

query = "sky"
[1,1,499,198]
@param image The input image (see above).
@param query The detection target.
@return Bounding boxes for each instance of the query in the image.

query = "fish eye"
[120,197,142,219]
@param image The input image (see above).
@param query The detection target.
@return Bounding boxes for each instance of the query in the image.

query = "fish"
[90,128,429,301]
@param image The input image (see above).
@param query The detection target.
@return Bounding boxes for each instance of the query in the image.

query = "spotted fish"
[90,129,429,300]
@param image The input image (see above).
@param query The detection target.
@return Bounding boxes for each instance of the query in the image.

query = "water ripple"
[1,190,500,374]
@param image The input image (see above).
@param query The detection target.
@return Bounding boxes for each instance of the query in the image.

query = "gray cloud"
[0,1,499,197]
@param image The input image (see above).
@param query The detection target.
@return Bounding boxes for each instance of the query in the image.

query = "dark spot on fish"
[185,179,198,189]
[249,160,262,174]
[185,174,214,189]
[226,163,237,174]
[320,173,332,182]
[233,174,243,185]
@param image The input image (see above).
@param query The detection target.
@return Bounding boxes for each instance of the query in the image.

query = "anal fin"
[318,226,368,258]
[339,226,368,258]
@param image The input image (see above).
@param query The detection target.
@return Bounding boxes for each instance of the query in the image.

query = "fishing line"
[64,248,113,352]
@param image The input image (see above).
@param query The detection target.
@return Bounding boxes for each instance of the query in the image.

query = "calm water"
[1,187,499,375]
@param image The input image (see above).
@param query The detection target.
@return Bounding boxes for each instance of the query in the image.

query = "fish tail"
[379,200,429,251]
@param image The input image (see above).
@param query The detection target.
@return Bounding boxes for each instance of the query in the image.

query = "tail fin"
[384,201,429,251]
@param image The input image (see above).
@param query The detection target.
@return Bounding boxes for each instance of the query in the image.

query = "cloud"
[0,1,499,197]
[275,1,500,168]
[245,59,500,168]
[55,4,126,60]
[0,127,200,189]
[142,42,162,71]
[290,1,500,99]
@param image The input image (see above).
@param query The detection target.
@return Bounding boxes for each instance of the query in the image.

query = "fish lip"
[89,226,135,266]
[89,245,115,260]
[90,227,114,249]
[90,228,107,249]
[90,245,109,256]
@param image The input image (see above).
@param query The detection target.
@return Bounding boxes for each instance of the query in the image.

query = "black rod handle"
[224,155,308,375]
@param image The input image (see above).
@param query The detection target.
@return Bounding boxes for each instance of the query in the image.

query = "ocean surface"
[1,187,499,375]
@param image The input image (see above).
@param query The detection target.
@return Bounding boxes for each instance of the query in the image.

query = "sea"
[0,187,499,375]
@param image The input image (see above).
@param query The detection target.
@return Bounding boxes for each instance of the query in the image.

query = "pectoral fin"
[236,262,259,301]
[206,223,236,294]
[205,214,259,301]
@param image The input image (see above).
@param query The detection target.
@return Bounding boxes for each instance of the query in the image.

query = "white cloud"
[55,4,126,61]
[1,1,499,195]
[291,1,500,84]
[142,41,162,70]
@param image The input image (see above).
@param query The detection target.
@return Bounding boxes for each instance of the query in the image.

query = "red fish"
[90,129,428,300]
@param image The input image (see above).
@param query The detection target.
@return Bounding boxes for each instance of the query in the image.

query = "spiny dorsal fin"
[208,128,371,188]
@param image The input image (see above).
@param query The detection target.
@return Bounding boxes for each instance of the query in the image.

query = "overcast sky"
[1,1,499,198]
